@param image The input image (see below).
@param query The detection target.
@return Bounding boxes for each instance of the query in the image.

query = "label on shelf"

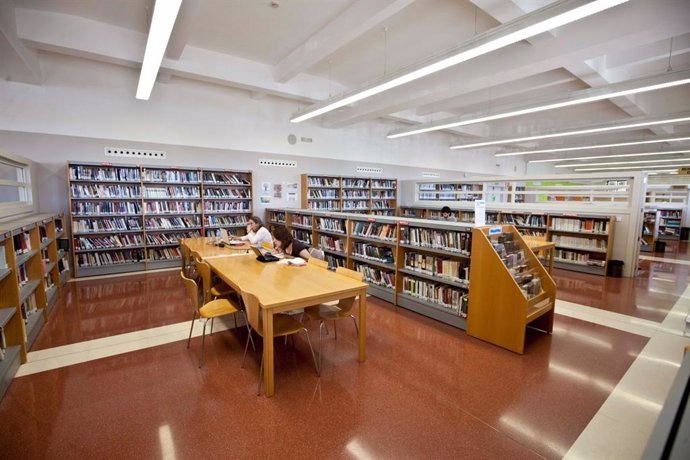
[489,226,501,235]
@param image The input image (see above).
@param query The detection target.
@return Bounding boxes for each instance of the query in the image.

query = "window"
[0,154,33,218]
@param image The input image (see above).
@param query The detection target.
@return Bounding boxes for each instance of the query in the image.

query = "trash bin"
[655,240,666,253]
[607,260,624,277]
[682,227,690,241]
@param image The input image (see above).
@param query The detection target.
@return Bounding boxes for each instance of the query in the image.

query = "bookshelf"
[287,210,314,246]
[201,168,252,237]
[314,212,348,270]
[0,213,66,399]
[301,174,398,215]
[68,162,254,277]
[548,214,614,276]
[265,208,286,229]
[658,209,683,241]
[467,225,556,354]
[641,209,659,252]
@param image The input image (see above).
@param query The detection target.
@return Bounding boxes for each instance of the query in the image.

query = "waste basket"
[682,227,690,241]
[655,240,666,253]
[607,260,624,278]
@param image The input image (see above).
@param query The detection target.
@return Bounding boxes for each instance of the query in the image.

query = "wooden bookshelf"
[467,225,556,354]
[658,209,682,241]
[301,174,398,215]
[548,214,614,276]
[67,162,254,277]
[641,209,659,252]
[264,208,286,230]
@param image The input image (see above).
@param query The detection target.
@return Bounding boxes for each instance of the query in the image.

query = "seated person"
[440,206,457,222]
[271,225,310,260]
[233,216,273,248]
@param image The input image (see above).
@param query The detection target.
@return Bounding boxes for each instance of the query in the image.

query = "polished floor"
[1,244,689,459]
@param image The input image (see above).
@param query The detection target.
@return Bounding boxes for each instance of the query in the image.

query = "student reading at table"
[272,225,311,260]
[233,216,273,248]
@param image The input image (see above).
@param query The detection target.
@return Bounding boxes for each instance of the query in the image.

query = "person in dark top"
[271,225,311,260]
[440,206,457,222]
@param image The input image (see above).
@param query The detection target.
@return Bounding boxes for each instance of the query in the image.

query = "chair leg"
[187,310,198,348]
[241,311,256,352]
[210,317,214,336]
[199,318,208,368]
[350,315,359,337]
[233,313,238,330]
[303,328,320,377]
[241,326,253,368]
[318,321,326,374]
[257,354,264,396]
[333,320,338,339]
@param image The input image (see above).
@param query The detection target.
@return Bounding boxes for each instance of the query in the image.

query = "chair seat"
[261,313,307,338]
[304,304,348,321]
[199,298,240,318]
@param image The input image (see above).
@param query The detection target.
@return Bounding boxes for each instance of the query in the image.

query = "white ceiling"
[2,0,690,171]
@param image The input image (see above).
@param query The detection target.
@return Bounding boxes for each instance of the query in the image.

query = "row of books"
[660,210,682,218]
[354,263,395,289]
[146,231,200,246]
[144,186,200,198]
[404,252,469,285]
[309,190,339,199]
[204,189,251,199]
[371,180,396,189]
[402,276,466,316]
[71,184,140,198]
[352,242,394,264]
[325,254,346,270]
[503,214,546,227]
[372,209,395,216]
[551,217,609,234]
[371,192,396,199]
[202,172,250,184]
[147,247,182,261]
[13,232,32,255]
[69,166,140,181]
[20,293,38,322]
[142,170,199,183]
[554,250,606,267]
[73,218,141,233]
[145,201,200,213]
[204,215,248,226]
[317,218,345,233]
[0,246,6,269]
[308,201,340,210]
[342,191,369,198]
[319,235,345,253]
[489,232,543,299]
[145,217,199,229]
[76,250,145,267]
[72,201,141,215]
[291,229,312,245]
[267,212,286,223]
[400,228,471,255]
[17,264,29,286]
[307,177,340,187]
[292,215,312,227]
[342,201,369,209]
[204,202,251,212]
[352,222,396,241]
[551,235,607,252]
[76,234,143,250]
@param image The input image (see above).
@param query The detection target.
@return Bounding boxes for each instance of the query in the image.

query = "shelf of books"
[657,209,683,241]
[641,209,659,252]
[201,168,252,237]
[467,225,556,354]
[287,210,314,246]
[301,174,398,215]
[264,208,286,229]
[499,212,547,237]
[314,212,348,270]
[38,217,59,314]
[399,206,498,224]
[68,162,254,277]
[548,214,614,275]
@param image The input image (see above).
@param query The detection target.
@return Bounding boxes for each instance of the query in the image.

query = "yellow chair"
[303,267,363,370]
[240,290,319,395]
[193,253,236,304]
[182,271,241,368]
[180,240,196,278]
[308,257,328,270]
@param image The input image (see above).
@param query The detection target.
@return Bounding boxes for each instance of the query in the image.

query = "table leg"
[262,308,275,396]
[358,287,367,363]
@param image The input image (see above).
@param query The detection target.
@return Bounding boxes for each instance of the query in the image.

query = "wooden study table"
[522,236,555,275]
[188,243,368,397]
[181,237,251,258]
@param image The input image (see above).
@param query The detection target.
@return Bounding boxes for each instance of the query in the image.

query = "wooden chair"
[182,271,241,368]
[193,253,236,304]
[303,266,363,370]
[308,247,325,261]
[240,290,319,395]
[180,240,196,278]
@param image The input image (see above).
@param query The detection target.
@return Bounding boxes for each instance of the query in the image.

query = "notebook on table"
[251,246,280,262]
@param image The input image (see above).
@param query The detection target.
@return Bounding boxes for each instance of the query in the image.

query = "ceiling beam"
[0,0,41,84]
[273,0,414,83]
[165,0,201,60]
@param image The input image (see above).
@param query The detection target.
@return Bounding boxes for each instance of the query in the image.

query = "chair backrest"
[180,270,199,311]
[240,290,262,335]
[333,267,364,313]
[308,247,325,261]
[180,240,192,274]
[193,254,214,303]
[308,257,328,269]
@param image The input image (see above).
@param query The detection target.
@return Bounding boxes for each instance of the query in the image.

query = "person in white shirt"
[233,216,273,248]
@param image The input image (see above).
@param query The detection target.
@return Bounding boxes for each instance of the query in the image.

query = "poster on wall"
[260,196,271,204]
[287,192,297,202]
[261,182,271,193]
[273,183,283,199]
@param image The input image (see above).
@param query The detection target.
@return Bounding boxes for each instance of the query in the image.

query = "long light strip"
[290,0,628,123]
[449,112,690,150]
[556,157,690,167]
[135,0,183,100]
[388,70,690,138]
[574,164,690,171]
[497,135,690,157]
[529,149,690,163]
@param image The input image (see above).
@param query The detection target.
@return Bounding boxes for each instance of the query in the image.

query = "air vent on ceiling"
[259,159,296,167]
[356,166,382,174]
[421,172,441,178]
[105,147,166,159]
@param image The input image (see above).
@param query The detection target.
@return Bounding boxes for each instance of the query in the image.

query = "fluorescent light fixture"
[529,149,690,163]
[290,0,629,123]
[389,69,690,138]
[135,0,183,100]
[497,135,690,157]
[647,171,678,175]
[556,157,690,167]
[450,112,690,150]
[574,164,690,171]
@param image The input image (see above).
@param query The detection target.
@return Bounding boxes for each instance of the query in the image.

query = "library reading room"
[2,1,690,459]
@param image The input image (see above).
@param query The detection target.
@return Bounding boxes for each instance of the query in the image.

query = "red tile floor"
[1,243,689,459]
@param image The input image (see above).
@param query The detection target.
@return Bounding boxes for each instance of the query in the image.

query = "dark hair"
[441,206,452,214]
[271,225,293,248]
[249,216,264,229]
